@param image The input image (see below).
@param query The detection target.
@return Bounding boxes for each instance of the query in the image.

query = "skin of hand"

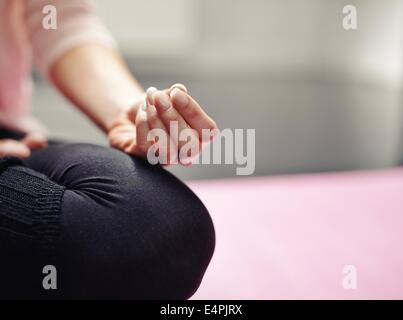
[50,44,218,166]
[0,132,48,159]
[107,83,218,165]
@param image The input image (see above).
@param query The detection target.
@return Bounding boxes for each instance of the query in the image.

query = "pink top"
[0,0,116,133]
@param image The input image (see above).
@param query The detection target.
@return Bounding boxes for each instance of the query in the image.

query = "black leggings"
[0,130,215,299]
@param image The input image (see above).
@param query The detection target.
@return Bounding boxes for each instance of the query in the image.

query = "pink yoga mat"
[188,168,403,299]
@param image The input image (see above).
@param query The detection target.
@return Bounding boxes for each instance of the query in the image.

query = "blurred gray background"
[32,0,403,180]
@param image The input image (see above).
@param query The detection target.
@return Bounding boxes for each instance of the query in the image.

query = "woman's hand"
[0,133,48,159]
[108,83,218,165]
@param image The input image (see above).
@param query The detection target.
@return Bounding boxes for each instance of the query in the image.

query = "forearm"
[49,44,144,132]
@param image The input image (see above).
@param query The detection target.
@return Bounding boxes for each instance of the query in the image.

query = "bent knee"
[60,178,215,299]
[122,194,215,299]
[55,145,215,299]
[141,191,216,299]
[122,162,216,298]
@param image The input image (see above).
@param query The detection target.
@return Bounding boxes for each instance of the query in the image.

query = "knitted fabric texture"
[0,158,65,255]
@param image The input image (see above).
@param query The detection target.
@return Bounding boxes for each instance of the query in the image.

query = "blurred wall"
[33,0,403,180]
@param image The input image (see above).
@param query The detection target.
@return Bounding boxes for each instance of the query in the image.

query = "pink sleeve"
[25,0,117,76]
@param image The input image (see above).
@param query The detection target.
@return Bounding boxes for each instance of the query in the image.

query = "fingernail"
[146,87,157,105]
[171,88,189,108]
[171,83,188,93]
[158,92,171,110]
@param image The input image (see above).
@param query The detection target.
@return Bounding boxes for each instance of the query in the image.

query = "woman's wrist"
[49,44,145,133]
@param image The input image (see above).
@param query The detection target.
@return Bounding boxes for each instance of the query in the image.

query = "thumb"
[0,139,31,159]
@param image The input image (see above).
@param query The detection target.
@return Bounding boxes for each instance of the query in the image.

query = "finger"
[22,132,48,150]
[146,103,177,165]
[108,115,136,151]
[153,90,199,151]
[170,88,217,141]
[109,124,136,151]
[0,139,31,159]
[128,95,147,123]
[127,108,153,156]
[147,84,187,105]
[167,83,188,95]
[146,86,158,107]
